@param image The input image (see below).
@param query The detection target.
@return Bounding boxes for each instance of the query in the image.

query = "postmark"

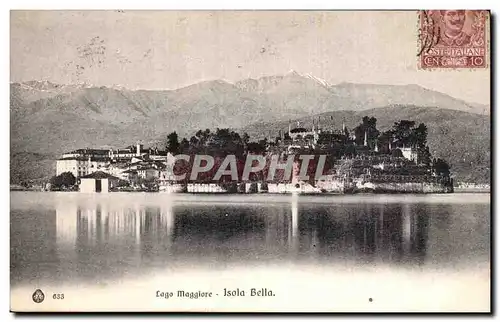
[418,10,489,69]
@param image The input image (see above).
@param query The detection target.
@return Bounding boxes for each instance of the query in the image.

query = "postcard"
[10,10,491,312]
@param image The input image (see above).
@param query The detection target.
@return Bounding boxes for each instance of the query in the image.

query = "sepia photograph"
[9,9,491,313]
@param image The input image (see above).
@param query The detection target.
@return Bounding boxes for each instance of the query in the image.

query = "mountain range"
[10,71,490,184]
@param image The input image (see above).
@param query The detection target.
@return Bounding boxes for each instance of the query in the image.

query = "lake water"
[10,192,490,312]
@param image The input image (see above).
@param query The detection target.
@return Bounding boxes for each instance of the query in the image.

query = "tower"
[288,121,291,136]
[136,142,142,157]
[364,131,368,147]
[374,141,379,152]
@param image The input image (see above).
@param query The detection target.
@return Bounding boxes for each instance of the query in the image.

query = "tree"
[50,172,76,190]
[50,175,62,188]
[60,172,76,187]
[343,126,350,139]
[434,158,451,177]
[317,132,346,153]
[412,123,430,165]
[414,123,428,148]
[179,138,190,152]
[242,132,250,146]
[189,136,199,146]
[391,120,416,147]
[378,131,393,154]
[420,146,432,167]
[247,142,265,153]
[354,116,379,146]
[166,131,180,154]
[194,129,211,147]
[258,138,268,151]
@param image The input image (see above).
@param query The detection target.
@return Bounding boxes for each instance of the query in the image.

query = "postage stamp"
[418,10,489,69]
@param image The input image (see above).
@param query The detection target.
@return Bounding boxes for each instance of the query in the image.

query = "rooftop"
[68,148,110,155]
[290,127,311,134]
[58,156,111,161]
[80,171,120,180]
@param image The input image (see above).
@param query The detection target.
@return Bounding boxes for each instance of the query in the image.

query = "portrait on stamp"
[437,10,471,46]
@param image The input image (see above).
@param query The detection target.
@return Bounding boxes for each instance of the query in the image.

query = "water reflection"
[53,199,433,267]
[11,195,490,287]
[297,202,431,265]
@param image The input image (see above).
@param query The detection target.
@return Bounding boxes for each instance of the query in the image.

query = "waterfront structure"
[79,171,120,193]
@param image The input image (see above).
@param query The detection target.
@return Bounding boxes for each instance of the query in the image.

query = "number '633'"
[52,293,64,300]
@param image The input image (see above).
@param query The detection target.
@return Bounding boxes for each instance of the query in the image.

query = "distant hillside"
[236,72,489,115]
[10,151,56,184]
[242,106,490,184]
[10,73,490,184]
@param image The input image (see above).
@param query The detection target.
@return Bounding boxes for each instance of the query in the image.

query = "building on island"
[60,148,110,160]
[56,144,171,180]
[400,147,418,163]
[283,121,321,152]
[55,114,448,194]
[79,171,120,193]
[56,156,110,178]
[109,143,148,160]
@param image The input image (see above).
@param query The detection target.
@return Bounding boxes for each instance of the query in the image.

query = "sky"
[10,10,490,104]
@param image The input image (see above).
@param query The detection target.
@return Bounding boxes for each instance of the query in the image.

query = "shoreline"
[10,189,490,194]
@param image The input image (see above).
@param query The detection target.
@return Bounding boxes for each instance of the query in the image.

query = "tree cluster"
[49,172,76,190]
[163,116,451,178]
[166,128,267,156]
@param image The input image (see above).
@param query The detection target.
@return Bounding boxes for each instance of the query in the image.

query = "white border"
[3,0,497,321]
[5,1,497,10]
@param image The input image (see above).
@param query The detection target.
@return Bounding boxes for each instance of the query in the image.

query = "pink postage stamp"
[418,10,489,69]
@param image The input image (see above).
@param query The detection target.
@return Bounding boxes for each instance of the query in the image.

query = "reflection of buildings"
[55,201,78,247]
[55,201,176,253]
[54,199,430,265]
[299,203,430,263]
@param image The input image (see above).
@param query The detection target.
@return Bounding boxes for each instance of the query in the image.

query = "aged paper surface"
[10,10,490,312]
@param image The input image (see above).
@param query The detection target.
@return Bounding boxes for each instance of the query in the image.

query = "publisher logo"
[32,289,45,303]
